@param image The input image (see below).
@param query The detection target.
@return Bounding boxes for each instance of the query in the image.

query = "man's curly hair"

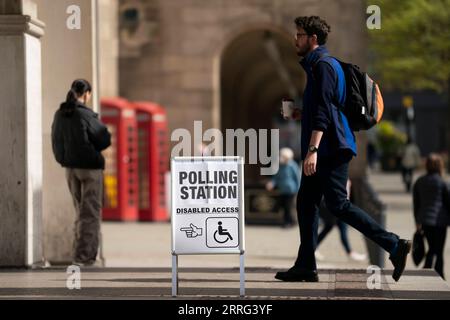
[294,16,331,45]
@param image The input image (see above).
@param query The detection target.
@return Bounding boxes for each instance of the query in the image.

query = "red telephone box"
[132,102,169,222]
[101,98,139,221]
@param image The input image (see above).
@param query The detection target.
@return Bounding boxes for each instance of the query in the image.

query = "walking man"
[275,16,411,282]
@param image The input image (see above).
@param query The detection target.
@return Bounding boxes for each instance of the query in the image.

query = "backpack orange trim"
[375,84,384,123]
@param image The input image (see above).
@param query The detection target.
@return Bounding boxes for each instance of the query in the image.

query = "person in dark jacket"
[413,154,450,279]
[51,79,111,266]
[275,16,411,283]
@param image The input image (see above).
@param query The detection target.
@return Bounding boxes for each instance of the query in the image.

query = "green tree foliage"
[368,0,450,92]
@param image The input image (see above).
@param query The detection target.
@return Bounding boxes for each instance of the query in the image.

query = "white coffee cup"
[282,99,295,118]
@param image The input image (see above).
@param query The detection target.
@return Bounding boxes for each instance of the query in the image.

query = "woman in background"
[413,154,450,279]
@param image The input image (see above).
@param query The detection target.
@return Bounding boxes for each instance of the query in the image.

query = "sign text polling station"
[178,170,238,200]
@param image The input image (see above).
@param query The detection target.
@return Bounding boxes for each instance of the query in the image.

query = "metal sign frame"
[170,156,245,297]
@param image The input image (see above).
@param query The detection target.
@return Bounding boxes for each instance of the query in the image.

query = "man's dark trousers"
[295,154,399,271]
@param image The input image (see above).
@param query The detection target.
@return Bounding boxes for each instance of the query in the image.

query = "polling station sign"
[171,157,245,255]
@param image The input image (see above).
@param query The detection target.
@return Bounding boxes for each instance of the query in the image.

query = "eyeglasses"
[294,33,309,40]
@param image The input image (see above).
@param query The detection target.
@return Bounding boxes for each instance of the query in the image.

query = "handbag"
[412,230,425,266]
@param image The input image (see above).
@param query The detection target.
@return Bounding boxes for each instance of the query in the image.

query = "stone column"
[0,0,45,267]
[98,0,119,98]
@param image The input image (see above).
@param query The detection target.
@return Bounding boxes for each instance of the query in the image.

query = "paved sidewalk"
[0,267,448,300]
[1,172,449,300]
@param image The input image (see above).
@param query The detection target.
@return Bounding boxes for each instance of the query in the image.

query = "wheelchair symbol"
[213,221,233,244]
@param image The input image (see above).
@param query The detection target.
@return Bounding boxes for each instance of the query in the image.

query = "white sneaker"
[315,251,325,261]
[349,251,367,261]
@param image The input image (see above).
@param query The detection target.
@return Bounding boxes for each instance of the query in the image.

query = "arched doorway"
[219,27,306,184]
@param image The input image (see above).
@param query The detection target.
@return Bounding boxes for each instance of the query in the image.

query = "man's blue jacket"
[300,45,357,160]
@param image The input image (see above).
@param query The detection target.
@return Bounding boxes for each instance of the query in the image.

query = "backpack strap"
[312,55,345,109]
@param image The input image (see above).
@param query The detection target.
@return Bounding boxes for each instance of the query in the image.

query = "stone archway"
[217,26,306,184]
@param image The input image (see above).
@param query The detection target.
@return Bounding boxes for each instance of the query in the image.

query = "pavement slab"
[0,267,448,300]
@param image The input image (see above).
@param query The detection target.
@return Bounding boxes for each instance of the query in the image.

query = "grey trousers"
[66,168,103,264]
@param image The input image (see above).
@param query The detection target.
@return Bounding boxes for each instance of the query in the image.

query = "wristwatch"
[308,145,319,153]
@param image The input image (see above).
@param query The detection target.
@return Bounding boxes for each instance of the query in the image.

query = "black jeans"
[423,225,447,279]
[294,155,400,271]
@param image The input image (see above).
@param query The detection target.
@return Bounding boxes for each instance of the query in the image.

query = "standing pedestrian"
[51,79,111,266]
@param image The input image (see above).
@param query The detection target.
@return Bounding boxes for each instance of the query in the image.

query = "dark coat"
[51,102,111,170]
[413,173,450,227]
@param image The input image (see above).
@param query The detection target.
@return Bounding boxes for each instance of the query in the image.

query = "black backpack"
[315,56,385,132]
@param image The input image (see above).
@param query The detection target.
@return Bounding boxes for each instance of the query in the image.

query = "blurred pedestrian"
[367,141,379,170]
[401,137,421,192]
[315,180,366,262]
[413,153,450,279]
[266,148,301,228]
[51,79,111,267]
